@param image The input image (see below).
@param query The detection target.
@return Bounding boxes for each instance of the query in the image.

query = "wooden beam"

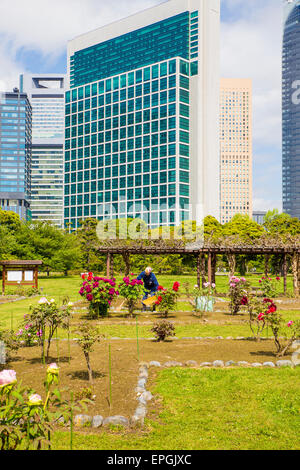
[106,253,111,278]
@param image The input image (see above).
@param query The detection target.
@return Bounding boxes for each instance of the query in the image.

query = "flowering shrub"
[0,366,90,450]
[193,282,216,317]
[151,320,176,342]
[155,282,180,318]
[79,273,119,318]
[259,276,280,298]
[15,314,42,347]
[257,298,300,356]
[229,276,250,315]
[26,298,72,361]
[118,274,144,317]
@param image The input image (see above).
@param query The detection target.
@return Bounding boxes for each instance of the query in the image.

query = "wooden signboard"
[0,260,43,295]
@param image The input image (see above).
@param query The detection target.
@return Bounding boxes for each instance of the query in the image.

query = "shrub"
[79,273,119,318]
[155,282,180,318]
[151,320,176,342]
[229,276,250,315]
[259,277,281,298]
[118,274,144,317]
[257,299,300,356]
[26,298,72,361]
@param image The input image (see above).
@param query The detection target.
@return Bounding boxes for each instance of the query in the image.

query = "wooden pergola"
[0,260,43,295]
[97,244,300,296]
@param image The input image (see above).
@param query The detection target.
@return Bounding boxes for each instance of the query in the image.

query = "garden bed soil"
[3,338,292,424]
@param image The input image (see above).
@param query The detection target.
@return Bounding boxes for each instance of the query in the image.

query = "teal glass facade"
[65,11,199,229]
[70,12,190,88]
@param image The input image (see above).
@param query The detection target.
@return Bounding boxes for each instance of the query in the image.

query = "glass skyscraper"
[283,0,300,218]
[0,89,32,220]
[65,0,220,229]
[20,74,66,227]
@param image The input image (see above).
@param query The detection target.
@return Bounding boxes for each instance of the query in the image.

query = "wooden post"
[106,253,111,278]
[212,253,217,285]
[110,254,114,279]
[292,251,299,298]
[264,255,270,278]
[201,254,206,288]
[34,266,38,290]
[123,253,130,276]
[197,254,201,288]
[2,265,5,296]
[283,253,287,296]
[208,253,212,285]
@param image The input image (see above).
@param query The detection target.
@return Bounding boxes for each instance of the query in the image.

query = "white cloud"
[0,0,165,90]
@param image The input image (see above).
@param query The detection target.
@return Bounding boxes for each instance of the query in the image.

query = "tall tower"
[20,74,66,227]
[282,0,300,218]
[65,0,220,230]
[220,78,253,224]
[0,89,32,220]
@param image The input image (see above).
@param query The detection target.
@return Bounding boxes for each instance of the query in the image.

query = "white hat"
[145,267,152,274]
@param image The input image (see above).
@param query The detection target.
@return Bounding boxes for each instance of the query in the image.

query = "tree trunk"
[84,352,93,384]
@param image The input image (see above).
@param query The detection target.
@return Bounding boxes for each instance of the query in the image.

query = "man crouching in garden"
[137,267,159,311]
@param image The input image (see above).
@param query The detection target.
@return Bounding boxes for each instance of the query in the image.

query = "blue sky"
[0,0,284,212]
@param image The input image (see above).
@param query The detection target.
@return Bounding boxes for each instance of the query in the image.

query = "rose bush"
[229,276,250,315]
[79,273,119,318]
[118,274,144,317]
[155,282,180,318]
[259,276,280,298]
[257,298,300,356]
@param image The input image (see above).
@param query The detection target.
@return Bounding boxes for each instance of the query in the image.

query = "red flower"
[158,286,164,291]
[276,277,280,281]
[157,296,163,303]
[81,274,87,280]
[173,282,180,292]
[240,296,248,306]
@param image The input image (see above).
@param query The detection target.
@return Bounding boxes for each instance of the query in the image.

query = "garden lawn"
[52,368,300,450]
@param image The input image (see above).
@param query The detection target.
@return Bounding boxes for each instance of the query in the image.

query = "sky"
[0,0,284,212]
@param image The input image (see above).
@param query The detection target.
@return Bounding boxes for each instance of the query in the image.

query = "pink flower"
[258,313,265,322]
[0,370,17,387]
[287,321,294,328]
[86,294,93,302]
[47,363,59,375]
[276,277,281,281]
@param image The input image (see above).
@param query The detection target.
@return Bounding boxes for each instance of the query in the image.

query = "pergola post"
[201,254,206,288]
[227,253,236,280]
[197,253,201,288]
[106,253,111,278]
[264,255,270,278]
[292,251,299,298]
[283,253,288,295]
[123,253,131,276]
[212,253,217,285]
[207,252,212,285]
[110,254,114,279]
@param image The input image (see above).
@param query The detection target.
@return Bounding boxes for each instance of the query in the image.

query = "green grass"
[52,368,300,450]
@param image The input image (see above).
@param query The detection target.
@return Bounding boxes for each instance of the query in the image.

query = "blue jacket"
[137,271,159,292]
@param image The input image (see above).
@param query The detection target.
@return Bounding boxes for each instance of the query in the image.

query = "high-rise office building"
[65,0,220,230]
[20,74,66,227]
[220,78,252,224]
[282,0,300,219]
[0,89,32,220]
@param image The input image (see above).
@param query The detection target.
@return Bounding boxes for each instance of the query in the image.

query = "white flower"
[67,302,74,307]
[38,297,49,305]
[47,363,59,375]
[28,394,43,406]
[50,299,55,304]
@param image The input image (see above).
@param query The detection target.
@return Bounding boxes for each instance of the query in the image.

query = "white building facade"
[65,0,220,229]
[20,74,66,227]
